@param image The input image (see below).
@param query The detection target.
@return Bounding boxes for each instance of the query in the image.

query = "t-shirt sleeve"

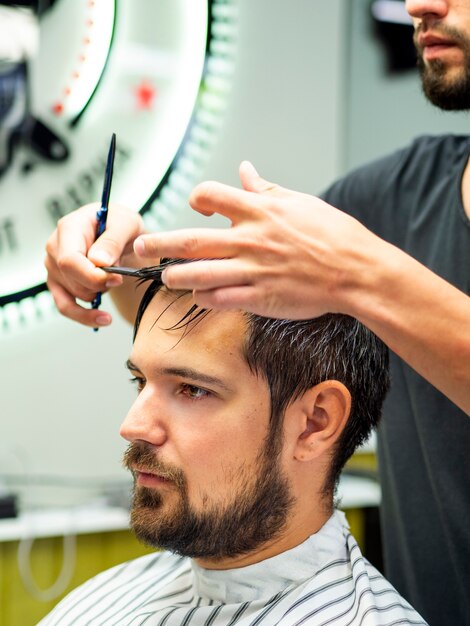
[320,143,416,241]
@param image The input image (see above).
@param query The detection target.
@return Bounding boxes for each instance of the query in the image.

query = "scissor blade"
[102,261,182,279]
[101,266,143,277]
[101,133,116,209]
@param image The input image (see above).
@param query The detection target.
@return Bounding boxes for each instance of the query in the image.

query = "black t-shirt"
[322,135,470,626]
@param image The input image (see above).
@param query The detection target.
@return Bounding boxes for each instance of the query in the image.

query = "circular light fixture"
[0,0,237,334]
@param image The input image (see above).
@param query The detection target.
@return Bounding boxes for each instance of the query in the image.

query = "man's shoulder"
[36,551,191,625]
[67,550,189,596]
[293,530,428,625]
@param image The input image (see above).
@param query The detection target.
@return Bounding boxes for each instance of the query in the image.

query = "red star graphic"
[134,80,157,110]
[52,102,64,116]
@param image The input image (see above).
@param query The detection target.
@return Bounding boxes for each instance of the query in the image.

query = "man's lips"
[418,34,460,60]
[418,34,456,48]
[133,467,173,487]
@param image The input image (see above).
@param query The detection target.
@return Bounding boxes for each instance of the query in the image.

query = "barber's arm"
[133,161,470,416]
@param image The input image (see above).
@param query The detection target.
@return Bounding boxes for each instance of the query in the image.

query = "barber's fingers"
[47,278,112,327]
[192,285,258,312]
[48,201,141,289]
[88,204,145,266]
[45,234,109,298]
[49,204,107,287]
[46,244,117,298]
[51,205,95,259]
[191,283,324,321]
[239,160,284,196]
[161,258,252,291]
[188,179,267,223]
[134,228,241,261]
[190,284,300,321]
[189,162,289,225]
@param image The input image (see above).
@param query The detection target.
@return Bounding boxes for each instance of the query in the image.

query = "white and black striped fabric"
[37,511,427,626]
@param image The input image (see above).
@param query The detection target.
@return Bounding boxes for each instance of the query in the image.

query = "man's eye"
[180,384,210,400]
[129,377,145,392]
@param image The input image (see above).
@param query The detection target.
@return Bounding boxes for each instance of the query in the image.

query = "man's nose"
[406,0,449,21]
[120,393,168,446]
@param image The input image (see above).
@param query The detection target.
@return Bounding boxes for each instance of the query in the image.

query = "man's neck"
[194,507,332,571]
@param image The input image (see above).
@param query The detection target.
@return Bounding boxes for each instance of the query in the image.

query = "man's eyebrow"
[125,360,231,391]
[161,367,231,391]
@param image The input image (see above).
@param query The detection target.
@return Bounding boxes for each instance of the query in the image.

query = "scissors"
[101,259,184,280]
[91,133,116,328]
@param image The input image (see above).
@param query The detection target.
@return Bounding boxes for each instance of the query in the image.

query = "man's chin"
[131,523,164,549]
[130,505,167,546]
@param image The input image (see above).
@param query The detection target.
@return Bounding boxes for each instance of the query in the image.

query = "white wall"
[200,0,346,193]
[0,0,346,508]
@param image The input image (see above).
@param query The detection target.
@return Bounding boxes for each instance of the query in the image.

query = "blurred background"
[0,1,468,624]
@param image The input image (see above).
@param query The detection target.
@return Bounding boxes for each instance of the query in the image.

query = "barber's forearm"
[345,241,470,415]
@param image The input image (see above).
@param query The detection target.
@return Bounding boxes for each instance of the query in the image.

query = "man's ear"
[290,381,352,462]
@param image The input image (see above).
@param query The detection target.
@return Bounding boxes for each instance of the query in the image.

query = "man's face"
[121,290,294,562]
[407,0,470,109]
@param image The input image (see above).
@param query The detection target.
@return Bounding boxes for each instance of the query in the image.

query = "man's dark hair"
[133,260,390,500]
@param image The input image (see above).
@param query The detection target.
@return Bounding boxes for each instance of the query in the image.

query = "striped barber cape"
[37,511,427,626]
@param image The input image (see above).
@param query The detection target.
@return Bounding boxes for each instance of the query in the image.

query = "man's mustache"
[123,441,185,487]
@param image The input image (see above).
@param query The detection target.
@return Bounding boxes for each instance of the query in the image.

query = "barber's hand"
[133,161,381,320]
[45,203,145,327]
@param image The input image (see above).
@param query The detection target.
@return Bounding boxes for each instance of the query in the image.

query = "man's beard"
[122,433,295,560]
[415,25,470,111]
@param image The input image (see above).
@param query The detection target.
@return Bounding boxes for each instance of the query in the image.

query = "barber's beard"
[415,25,470,110]
[123,437,295,559]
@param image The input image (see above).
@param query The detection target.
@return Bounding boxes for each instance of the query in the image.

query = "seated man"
[39,260,427,625]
